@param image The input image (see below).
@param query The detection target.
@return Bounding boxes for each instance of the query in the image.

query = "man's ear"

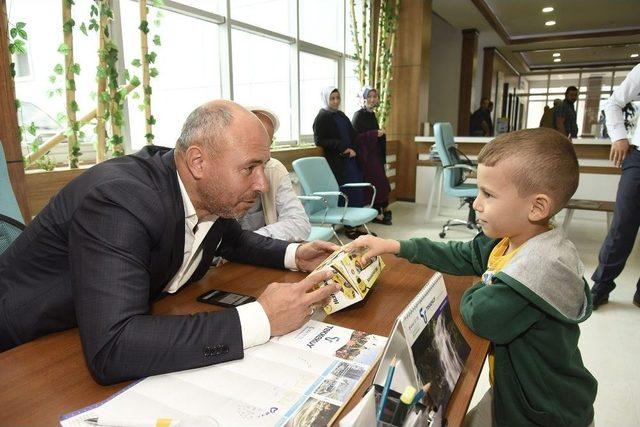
[184,145,206,180]
[529,193,552,222]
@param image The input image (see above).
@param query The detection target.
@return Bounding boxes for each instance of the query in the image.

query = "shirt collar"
[176,172,218,228]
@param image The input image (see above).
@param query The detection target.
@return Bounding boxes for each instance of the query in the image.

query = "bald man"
[0,100,340,384]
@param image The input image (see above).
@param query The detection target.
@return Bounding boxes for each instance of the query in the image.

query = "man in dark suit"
[0,100,340,385]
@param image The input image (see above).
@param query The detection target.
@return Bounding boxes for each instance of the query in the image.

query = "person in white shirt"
[239,108,311,241]
[591,62,640,309]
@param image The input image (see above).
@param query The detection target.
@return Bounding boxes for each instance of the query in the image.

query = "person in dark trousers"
[352,86,392,225]
[313,86,371,239]
[554,86,579,139]
[591,63,640,309]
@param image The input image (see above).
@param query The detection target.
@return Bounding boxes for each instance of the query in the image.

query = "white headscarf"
[361,85,377,110]
[321,86,339,111]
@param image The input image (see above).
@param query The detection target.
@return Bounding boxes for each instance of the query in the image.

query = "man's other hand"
[258,269,340,336]
[295,240,340,272]
[610,138,630,168]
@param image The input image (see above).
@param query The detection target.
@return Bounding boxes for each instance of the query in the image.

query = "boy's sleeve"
[461,282,543,345]
[398,234,493,276]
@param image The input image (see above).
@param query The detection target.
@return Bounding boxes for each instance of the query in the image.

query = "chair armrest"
[339,183,377,208]
[313,191,350,222]
[298,195,330,225]
[443,164,476,172]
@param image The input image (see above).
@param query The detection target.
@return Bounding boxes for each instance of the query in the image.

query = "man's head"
[480,98,490,110]
[473,128,578,241]
[565,86,578,103]
[249,107,279,142]
[175,100,270,219]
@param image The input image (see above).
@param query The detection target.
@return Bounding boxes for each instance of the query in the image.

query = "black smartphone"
[197,289,256,308]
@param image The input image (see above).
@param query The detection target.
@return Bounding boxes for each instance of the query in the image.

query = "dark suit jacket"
[0,146,288,384]
[312,108,358,184]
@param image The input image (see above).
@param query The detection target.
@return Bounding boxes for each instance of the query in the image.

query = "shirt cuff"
[237,301,271,349]
[285,243,300,270]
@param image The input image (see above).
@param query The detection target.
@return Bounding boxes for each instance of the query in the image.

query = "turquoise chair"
[433,123,481,238]
[297,196,340,243]
[293,157,378,244]
[0,141,23,223]
[0,140,25,254]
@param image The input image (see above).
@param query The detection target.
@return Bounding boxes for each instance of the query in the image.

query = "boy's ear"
[529,193,552,222]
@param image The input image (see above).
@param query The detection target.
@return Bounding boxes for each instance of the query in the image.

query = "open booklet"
[60,320,386,427]
[341,273,470,427]
[312,247,385,315]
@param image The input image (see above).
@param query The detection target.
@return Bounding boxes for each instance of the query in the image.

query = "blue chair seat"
[308,207,378,228]
[307,226,335,242]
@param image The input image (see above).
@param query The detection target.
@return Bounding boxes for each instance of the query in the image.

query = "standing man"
[591,63,640,309]
[469,98,492,136]
[554,86,579,139]
[0,100,340,384]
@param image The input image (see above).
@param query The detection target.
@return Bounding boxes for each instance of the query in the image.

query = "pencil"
[377,355,398,421]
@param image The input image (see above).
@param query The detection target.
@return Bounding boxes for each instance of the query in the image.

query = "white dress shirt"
[164,172,300,349]
[604,63,640,147]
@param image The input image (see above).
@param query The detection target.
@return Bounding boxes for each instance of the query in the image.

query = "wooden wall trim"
[1,0,31,222]
[481,47,495,101]
[457,28,479,136]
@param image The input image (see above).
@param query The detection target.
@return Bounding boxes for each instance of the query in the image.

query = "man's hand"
[258,269,341,336]
[343,148,356,158]
[377,129,385,137]
[295,240,340,272]
[610,138,630,168]
[346,235,400,264]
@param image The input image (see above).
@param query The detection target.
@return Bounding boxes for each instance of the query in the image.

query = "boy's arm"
[461,282,543,345]
[398,235,494,277]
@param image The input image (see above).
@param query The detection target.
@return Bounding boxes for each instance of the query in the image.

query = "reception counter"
[414,136,619,214]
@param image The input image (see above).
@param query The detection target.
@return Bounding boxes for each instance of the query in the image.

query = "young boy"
[350,128,597,427]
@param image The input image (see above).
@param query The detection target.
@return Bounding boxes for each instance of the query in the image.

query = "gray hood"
[498,227,588,321]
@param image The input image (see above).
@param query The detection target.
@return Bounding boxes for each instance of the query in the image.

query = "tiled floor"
[355,201,640,426]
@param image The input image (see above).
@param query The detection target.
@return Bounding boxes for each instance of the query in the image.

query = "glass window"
[120,0,222,150]
[299,0,343,51]
[344,58,361,120]
[299,52,338,135]
[168,0,224,14]
[547,73,580,97]
[231,0,293,36]
[525,100,547,129]
[231,29,293,142]
[9,0,99,160]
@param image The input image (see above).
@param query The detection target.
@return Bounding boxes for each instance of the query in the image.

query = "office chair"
[0,140,24,223]
[433,123,482,238]
[293,157,378,245]
[0,213,25,255]
[297,196,338,242]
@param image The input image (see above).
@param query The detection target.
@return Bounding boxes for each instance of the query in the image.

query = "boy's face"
[473,163,540,242]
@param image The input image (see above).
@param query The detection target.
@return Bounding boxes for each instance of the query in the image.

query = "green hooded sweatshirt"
[399,228,597,427]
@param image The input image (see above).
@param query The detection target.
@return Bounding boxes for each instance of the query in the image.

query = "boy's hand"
[346,235,400,264]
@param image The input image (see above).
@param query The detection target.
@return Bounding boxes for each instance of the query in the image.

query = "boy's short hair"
[478,128,579,215]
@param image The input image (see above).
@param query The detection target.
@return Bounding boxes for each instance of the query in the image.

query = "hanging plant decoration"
[138,0,164,145]
[62,0,82,168]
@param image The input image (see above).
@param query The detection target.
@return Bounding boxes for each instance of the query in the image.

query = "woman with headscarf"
[352,86,392,225]
[312,86,369,239]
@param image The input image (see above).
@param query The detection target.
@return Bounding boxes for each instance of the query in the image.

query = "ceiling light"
[553,52,561,57]
[631,53,639,58]
[545,20,556,26]
[542,6,554,13]
[554,58,562,63]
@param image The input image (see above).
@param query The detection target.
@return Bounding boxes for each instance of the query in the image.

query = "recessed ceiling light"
[545,20,556,26]
[553,52,561,57]
[631,53,639,58]
[542,6,554,13]
[554,58,562,63]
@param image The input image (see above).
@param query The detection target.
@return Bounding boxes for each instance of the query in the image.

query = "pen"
[376,355,398,421]
[85,416,179,427]
[410,382,432,407]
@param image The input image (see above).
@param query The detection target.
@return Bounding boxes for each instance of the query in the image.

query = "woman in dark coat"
[312,86,369,239]
[352,86,392,225]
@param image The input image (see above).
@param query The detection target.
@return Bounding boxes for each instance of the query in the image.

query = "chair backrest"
[434,122,465,190]
[292,157,340,214]
[0,140,24,223]
[0,213,25,255]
